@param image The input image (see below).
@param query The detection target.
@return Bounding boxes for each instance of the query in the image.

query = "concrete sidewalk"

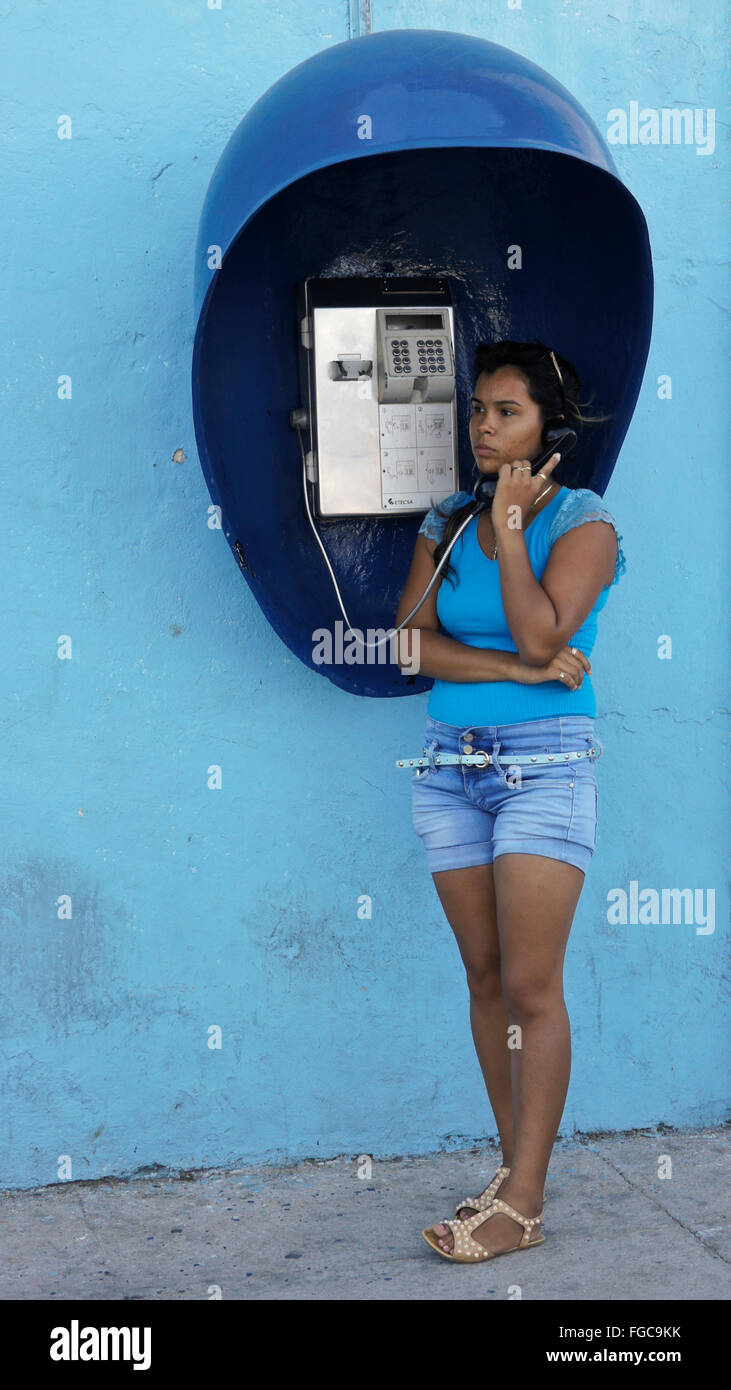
[1,1128,728,1300]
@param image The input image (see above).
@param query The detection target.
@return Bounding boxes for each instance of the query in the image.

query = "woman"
[394,340,626,1264]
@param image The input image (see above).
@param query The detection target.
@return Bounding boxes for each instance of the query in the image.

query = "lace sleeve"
[417,490,474,543]
[547,488,627,587]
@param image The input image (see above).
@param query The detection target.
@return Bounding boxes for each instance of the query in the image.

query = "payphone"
[294,277,459,519]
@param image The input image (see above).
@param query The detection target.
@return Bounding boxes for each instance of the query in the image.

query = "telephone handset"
[473,424,577,507]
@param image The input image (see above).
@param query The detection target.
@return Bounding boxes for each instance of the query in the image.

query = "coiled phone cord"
[292,415,484,652]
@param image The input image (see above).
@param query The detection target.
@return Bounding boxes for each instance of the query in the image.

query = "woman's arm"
[397,628,528,682]
[397,628,588,687]
[394,532,590,686]
[496,523,617,666]
[491,464,618,666]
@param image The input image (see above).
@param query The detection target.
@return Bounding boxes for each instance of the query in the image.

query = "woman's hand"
[518,646,592,690]
[491,453,562,534]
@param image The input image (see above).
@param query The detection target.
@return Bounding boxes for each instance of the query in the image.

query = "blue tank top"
[417,485,626,726]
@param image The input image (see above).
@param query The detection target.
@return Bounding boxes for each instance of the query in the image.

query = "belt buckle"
[469,748,490,768]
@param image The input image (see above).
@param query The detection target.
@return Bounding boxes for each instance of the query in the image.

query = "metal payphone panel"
[297,278,459,518]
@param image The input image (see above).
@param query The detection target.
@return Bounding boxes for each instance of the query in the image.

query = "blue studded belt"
[396,746,601,770]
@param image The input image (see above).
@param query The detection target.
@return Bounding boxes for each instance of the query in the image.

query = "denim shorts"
[411,714,602,876]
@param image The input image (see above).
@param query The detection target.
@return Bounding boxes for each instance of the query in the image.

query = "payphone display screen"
[383,313,444,330]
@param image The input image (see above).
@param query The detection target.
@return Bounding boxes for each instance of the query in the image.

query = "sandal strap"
[443,1200,543,1259]
[484,1197,543,1246]
[455,1186,547,1219]
[454,1165,510,1214]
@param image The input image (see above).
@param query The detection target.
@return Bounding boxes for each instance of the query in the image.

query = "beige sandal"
[423,1197,546,1263]
[453,1166,546,1221]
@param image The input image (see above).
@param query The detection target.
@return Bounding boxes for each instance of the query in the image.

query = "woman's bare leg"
[430,862,515,1169]
[432,851,585,1256]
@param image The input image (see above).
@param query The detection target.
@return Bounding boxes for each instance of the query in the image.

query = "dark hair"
[431,340,612,588]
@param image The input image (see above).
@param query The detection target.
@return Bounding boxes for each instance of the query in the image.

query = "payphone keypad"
[390,335,450,375]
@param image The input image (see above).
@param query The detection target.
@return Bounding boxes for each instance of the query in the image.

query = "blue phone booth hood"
[191,28,653,699]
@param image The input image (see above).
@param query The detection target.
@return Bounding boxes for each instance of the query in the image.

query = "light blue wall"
[2,0,727,1190]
